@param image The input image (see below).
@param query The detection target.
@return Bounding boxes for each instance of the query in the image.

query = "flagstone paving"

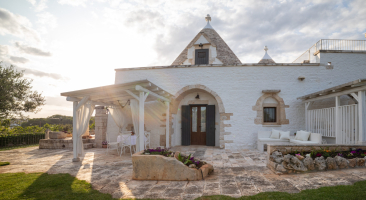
[1,146,366,199]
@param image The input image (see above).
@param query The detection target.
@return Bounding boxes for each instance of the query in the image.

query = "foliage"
[21,114,74,127]
[89,121,95,130]
[102,141,108,145]
[143,147,174,157]
[290,148,366,159]
[177,153,204,168]
[0,162,10,166]
[0,133,45,148]
[0,173,116,200]
[0,63,45,120]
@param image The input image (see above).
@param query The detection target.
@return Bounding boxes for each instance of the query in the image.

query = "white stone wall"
[114,52,366,150]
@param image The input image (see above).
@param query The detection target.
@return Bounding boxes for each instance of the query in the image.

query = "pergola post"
[358,91,365,144]
[305,102,311,131]
[138,92,145,152]
[165,101,170,148]
[72,101,79,162]
[335,96,341,144]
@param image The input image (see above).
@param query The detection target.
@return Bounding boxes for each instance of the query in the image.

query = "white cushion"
[270,129,281,139]
[290,139,319,144]
[299,131,311,141]
[294,130,303,140]
[258,138,289,142]
[280,131,290,140]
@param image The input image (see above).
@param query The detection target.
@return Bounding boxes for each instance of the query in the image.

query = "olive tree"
[0,63,46,120]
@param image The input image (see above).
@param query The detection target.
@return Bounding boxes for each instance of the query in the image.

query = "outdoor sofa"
[257,130,322,152]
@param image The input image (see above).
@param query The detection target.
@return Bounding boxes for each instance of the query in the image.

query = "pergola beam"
[136,85,170,102]
[66,97,118,107]
[302,85,366,103]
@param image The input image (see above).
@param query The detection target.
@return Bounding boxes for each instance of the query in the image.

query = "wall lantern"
[195,93,200,99]
[199,43,203,48]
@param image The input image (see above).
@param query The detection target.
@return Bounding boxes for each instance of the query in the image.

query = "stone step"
[84,143,94,149]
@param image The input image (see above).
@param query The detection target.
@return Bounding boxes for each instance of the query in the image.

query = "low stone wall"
[267,144,366,174]
[132,151,214,181]
[39,138,94,149]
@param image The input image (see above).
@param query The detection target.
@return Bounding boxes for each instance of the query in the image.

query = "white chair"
[144,131,151,149]
[106,132,119,155]
[120,134,136,156]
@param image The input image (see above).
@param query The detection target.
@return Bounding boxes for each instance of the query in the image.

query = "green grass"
[0,144,39,151]
[0,162,10,166]
[0,173,116,200]
[0,172,366,200]
[197,181,366,200]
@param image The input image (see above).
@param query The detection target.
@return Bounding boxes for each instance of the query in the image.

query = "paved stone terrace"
[1,146,366,199]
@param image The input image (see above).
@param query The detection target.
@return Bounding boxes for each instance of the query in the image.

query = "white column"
[165,101,170,148]
[138,92,145,152]
[305,102,310,131]
[359,91,365,144]
[335,96,341,144]
[72,101,79,162]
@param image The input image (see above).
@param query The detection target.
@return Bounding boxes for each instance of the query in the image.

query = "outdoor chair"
[120,133,136,156]
[144,131,151,149]
[106,132,119,155]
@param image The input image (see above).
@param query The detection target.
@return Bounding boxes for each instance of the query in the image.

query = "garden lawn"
[0,173,116,200]
[1,172,366,200]
[0,162,10,166]
[198,180,366,200]
[0,144,39,151]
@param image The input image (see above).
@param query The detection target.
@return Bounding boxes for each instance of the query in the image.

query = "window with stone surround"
[252,92,289,126]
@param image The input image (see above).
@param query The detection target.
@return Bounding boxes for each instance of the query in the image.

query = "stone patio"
[1,146,366,199]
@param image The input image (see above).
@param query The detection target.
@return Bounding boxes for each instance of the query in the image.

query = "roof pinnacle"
[205,14,211,22]
[264,46,268,52]
[203,14,213,29]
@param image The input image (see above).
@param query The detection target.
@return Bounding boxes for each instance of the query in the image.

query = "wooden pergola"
[61,80,174,162]
[298,79,366,144]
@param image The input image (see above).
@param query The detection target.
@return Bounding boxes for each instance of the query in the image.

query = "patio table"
[117,134,137,145]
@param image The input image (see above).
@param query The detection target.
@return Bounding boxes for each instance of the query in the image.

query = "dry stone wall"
[267,144,366,174]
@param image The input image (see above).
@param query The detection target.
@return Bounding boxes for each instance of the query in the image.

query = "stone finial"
[258,45,276,64]
[205,14,211,22]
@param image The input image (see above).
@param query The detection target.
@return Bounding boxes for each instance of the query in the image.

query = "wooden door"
[181,105,191,146]
[206,105,215,146]
[191,105,206,145]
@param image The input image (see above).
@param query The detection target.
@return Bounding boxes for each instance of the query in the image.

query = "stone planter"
[132,151,214,181]
[49,131,67,139]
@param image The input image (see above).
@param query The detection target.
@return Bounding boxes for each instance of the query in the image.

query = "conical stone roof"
[171,15,242,65]
[258,46,275,64]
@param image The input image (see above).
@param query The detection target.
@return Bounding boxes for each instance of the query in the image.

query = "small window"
[198,52,206,58]
[263,107,276,123]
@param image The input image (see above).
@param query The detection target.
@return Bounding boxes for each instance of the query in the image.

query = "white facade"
[113,52,366,149]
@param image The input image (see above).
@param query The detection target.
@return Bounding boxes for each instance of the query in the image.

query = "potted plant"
[102,141,108,148]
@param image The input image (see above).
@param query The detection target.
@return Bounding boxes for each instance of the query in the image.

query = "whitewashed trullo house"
[61,15,366,162]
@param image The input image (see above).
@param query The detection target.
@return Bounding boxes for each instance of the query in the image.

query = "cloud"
[15,42,52,57]
[27,0,48,12]
[0,8,40,42]
[10,56,29,64]
[58,0,88,7]
[16,66,66,80]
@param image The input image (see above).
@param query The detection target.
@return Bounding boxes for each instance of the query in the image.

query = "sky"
[0,0,365,118]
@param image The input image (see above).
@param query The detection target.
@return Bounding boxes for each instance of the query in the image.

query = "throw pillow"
[280,131,290,140]
[270,129,281,139]
[294,130,303,140]
[299,131,311,141]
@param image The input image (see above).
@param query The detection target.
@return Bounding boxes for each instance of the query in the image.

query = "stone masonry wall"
[115,52,366,150]
[95,106,108,148]
[267,144,366,174]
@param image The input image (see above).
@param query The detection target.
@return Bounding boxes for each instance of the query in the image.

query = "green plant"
[0,161,10,166]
